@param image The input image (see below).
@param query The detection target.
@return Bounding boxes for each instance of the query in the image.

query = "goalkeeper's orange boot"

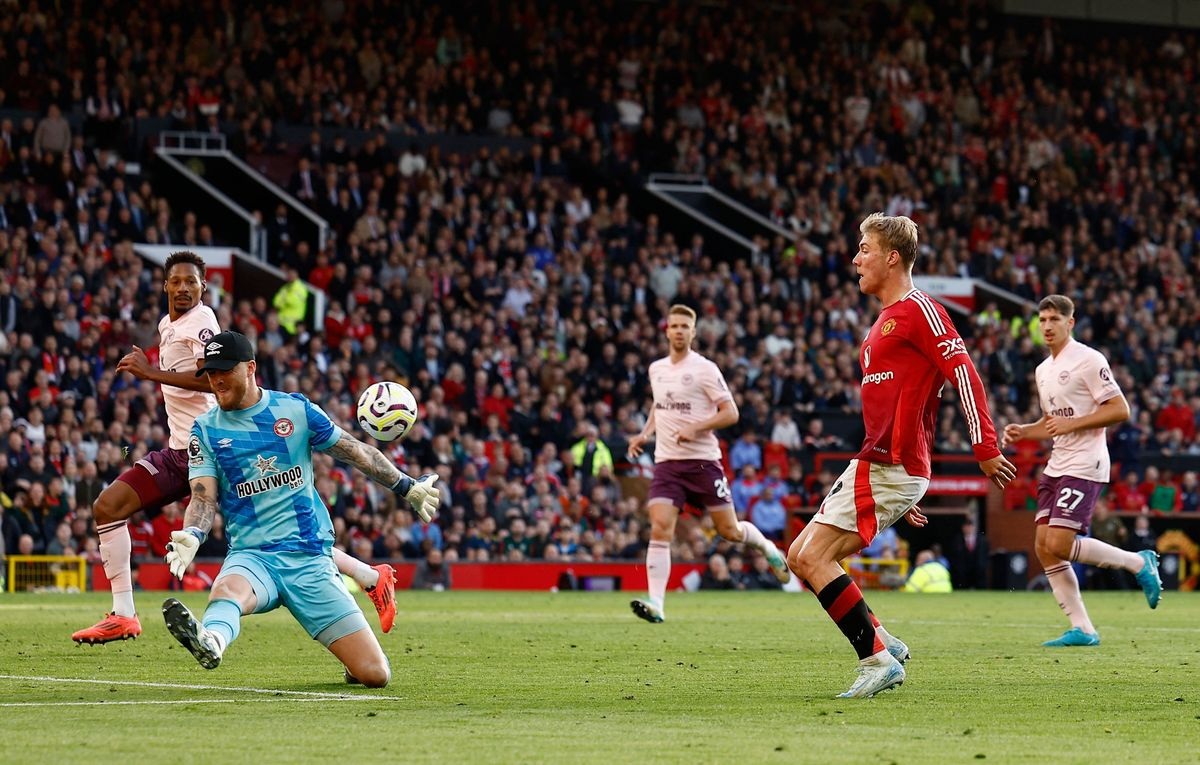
[72,613,142,644]
[366,564,397,633]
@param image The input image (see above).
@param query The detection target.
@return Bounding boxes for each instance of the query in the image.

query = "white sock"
[97,520,136,616]
[1045,562,1095,633]
[735,521,775,557]
[332,547,378,589]
[1072,538,1144,573]
[646,540,671,611]
[206,629,227,656]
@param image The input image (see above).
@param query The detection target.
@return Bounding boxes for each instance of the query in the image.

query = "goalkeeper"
[161,331,440,687]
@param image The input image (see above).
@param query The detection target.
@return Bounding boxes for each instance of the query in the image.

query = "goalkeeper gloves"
[165,526,206,580]
[392,473,440,522]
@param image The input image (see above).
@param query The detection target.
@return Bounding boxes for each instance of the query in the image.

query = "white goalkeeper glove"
[392,473,440,522]
[165,527,205,580]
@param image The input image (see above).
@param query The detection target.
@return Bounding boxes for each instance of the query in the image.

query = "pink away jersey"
[1035,338,1123,483]
[648,350,733,462]
[157,304,219,449]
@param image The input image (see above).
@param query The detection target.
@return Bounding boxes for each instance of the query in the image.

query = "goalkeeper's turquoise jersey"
[188,390,343,555]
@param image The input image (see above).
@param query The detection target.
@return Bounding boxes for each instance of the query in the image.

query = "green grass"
[0,589,1197,764]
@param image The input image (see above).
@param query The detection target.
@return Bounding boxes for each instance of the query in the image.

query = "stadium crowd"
[3,1,1200,581]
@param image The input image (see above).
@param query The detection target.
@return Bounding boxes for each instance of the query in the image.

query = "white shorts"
[813,459,930,546]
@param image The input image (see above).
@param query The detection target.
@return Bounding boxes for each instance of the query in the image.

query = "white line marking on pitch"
[0,698,376,707]
[0,675,404,701]
[902,619,1197,633]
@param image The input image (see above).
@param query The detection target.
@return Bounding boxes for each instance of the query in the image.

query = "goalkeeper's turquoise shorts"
[216,549,369,647]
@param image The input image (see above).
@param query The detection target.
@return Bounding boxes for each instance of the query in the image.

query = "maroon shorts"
[116,447,190,517]
[1035,473,1105,531]
[648,459,733,511]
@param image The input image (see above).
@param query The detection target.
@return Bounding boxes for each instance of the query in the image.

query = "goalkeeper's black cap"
[196,330,255,375]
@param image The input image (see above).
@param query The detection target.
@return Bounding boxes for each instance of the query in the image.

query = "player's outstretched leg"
[162,598,225,669]
[1134,550,1162,609]
[1070,537,1162,610]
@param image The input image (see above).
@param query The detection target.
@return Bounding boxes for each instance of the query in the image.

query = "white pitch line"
[0,698,377,708]
[0,675,405,701]
[900,619,1197,633]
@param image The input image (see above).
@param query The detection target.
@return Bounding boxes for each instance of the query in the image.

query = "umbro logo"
[206,341,224,353]
[218,438,233,449]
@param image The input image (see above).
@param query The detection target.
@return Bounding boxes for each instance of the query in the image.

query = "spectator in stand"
[769,410,803,454]
[1143,467,1182,513]
[1126,516,1158,554]
[33,105,71,158]
[947,517,990,590]
[411,547,451,591]
[1112,470,1149,513]
[272,266,308,338]
[1179,472,1200,513]
[901,550,953,594]
[699,553,739,590]
[731,465,763,518]
[728,431,762,473]
[1156,389,1196,443]
[749,484,786,542]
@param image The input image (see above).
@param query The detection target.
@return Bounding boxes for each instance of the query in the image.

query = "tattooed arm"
[325,432,406,489]
[324,432,441,522]
[183,476,220,536]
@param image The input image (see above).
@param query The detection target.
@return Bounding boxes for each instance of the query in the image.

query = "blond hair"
[668,304,697,322]
[860,213,919,266]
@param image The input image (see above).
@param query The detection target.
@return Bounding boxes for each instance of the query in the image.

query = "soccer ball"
[355,381,419,442]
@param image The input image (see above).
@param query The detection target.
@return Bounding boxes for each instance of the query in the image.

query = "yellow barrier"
[843,556,910,590]
[6,555,87,593]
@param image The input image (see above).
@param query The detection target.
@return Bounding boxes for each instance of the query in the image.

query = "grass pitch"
[0,589,1196,764]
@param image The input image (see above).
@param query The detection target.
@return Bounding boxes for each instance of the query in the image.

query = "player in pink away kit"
[786,214,1017,698]
[1002,295,1161,648]
[73,251,397,644]
[627,304,791,623]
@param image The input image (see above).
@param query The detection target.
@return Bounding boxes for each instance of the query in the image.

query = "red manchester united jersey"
[855,289,1001,478]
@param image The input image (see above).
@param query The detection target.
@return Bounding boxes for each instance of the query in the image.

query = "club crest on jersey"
[881,318,897,336]
[681,374,694,385]
[199,328,214,342]
[1058,371,1070,384]
[274,418,294,437]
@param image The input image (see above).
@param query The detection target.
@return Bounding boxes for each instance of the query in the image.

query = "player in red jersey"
[786,213,1016,698]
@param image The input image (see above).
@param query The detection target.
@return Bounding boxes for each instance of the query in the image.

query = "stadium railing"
[6,555,87,593]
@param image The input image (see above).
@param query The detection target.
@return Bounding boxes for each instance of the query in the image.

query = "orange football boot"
[365,564,397,633]
[72,613,142,644]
